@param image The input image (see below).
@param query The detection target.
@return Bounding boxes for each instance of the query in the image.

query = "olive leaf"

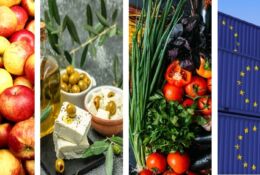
[47,31,60,54]
[80,45,88,67]
[48,0,60,25]
[66,16,81,44]
[110,135,123,146]
[100,0,107,18]
[64,50,72,64]
[105,144,113,175]
[62,15,69,32]
[96,12,110,27]
[83,140,109,158]
[98,34,108,46]
[85,24,98,35]
[86,4,93,26]
[112,8,118,23]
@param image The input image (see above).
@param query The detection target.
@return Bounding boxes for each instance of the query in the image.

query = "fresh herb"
[129,0,187,170]
[83,136,122,175]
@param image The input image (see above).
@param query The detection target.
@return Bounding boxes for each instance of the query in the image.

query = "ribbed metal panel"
[218,12,260,60]
[218,112,260,174]
[218,49,260,116]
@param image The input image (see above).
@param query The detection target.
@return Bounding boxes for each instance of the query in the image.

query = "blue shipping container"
[218,112,260,174]
[218,12,260,59]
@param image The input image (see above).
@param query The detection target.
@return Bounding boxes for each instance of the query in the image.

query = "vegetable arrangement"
[129,0,212,174]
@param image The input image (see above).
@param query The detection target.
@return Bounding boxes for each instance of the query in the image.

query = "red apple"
[21,0,34,17]
[9,29,34,49]
[0,115,2,123]
[25,160,34,175]
[0,123,12,148]
[11,6,29,31]
[0,149,22,175]
[0,6,18,37]
[0,85,34,122]
[8,117,34,159]
[24,54,34,85]
[14,76,33,89]
[26,20,35,34]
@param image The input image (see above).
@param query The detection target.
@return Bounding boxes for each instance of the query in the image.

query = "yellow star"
[238,135,243,140]
[252,164,256,171]
[240,71,245,77]
[234,32,238,37]
[235,144,240,150]
[234,48,238,52]
[243,162,248,168]
[239,90,245,96]
[253,125,257,132]
[255,65,259,71]
[246,66,251,71]
[254,102,258,107]
[222,20,226,25]
[237,154,242,160]
[237,80,242,85]
[244,128,249,134]
[230,26,233,30]
[245,98,250,103]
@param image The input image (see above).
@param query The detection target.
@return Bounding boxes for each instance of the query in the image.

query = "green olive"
[107,91,115,98]
[105,101,116,116]
[79,73,87,80]
[93,96,101,109]
[61,73,69,83]
[83,77,90,85]
[66,65,74,75]
[61,82,68,92]
[69,72,80,85]
[112,144,122,155]
[71,85,80,93]
[68,84,72,89]
[55,158,65,173]
[66,103,76,118]
[78,80,88,91]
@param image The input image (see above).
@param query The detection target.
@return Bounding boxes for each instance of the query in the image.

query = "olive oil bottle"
[40,23,61,137]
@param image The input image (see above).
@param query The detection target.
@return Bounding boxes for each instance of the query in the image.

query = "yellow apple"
[14,76,33,89]
[0,36,10,55]
[0,68,13,94]
[0,149,22,175]
[0,0,21,7]
[0,6,17,37]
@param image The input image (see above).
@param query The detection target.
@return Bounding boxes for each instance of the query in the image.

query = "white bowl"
[60,68,96,108]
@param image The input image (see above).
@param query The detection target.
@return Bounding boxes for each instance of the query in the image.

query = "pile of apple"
[0,0,35,174]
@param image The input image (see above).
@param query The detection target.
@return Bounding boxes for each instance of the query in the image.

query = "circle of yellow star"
[222,20,226,25]
[255,65,259,71]
[237,154,242,160]
[238,135,243,140]
[240,71,245,77]
[244,128,248,134]
[234,32,238,37]
[245,98,250,104]
[243,162,248,168]
[239,90,245,96]
[253,126,257,132]
[230,26,233,30]
[252,164,256,171]
[235,144,240,150]
[237,80,242,85]
[254,102,258,107]
[246,66,251,71]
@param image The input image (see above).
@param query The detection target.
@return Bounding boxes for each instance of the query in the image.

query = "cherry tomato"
[198,96,211,115]
[163,170,179,175]
[185,76,207,98]
[146,152,167,174]
[167,152,190,174]
[182,99,194,108]
[165,60,192,87]
[196,56,211,78]
[139,169,153,175]
[207,78,211,92]
[163,83,184,102]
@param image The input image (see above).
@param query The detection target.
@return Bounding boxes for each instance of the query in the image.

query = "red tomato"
[165,60,192,87]
[198,96,212,115]
[146,152,167,174]
[163,83,183,102]
[185,76,207,98]
[163,170,179,175]
[182,99,194,107]
[167,152,190,174]
[207,78,211,92]
[139,169,153,175]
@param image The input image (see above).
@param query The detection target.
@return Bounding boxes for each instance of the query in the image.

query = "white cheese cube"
[87,101,97,115]
[54,102,91,144]
[96,108,110,119]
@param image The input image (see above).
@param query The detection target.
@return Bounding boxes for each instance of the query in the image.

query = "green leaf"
[96,12,110,27]
[80,45,88,67]
[89,45,97,58]
[110,136,123,146]
[86,4,93,26]
[100,0,107,18]
[47,31,60,54]
[66,16,81,44]
[195,116,208,126]
[85,24,98,35]
[105,144,113,175]
[48,0,60,24]
[112,8,118,23]
[98,34,108,46]
[95,23,105,33]
[108,26,117,37]
[83,140,109,158]
[44,10,50,24]
[64,50,72,64]
[62,15,69,32]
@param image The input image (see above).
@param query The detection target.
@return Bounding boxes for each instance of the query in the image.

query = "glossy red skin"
[0,85,34,122]
[0,123,12,148]
[182,99,194,108]
[163,170,180,175]
[163,83,184,102]
[167,152,190,174]
[207,78,211,92]
[146,152,167,174]
[8,117,34,159]
[21,0,34,17]
[198,97,212,115]
[9,29,35,49]
[185,76,207,98]
[139,169,153,175]
[11,6,28,31]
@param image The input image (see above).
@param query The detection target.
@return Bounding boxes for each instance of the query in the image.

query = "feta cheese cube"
[96,108,110,119]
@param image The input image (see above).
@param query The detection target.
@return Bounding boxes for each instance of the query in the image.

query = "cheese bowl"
[84,86,123,136]
[60,68,96,109]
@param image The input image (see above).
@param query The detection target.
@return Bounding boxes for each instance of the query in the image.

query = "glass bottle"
[40,22,61,138]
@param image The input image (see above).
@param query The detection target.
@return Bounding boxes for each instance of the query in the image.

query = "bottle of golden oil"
[40,22,61,137]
